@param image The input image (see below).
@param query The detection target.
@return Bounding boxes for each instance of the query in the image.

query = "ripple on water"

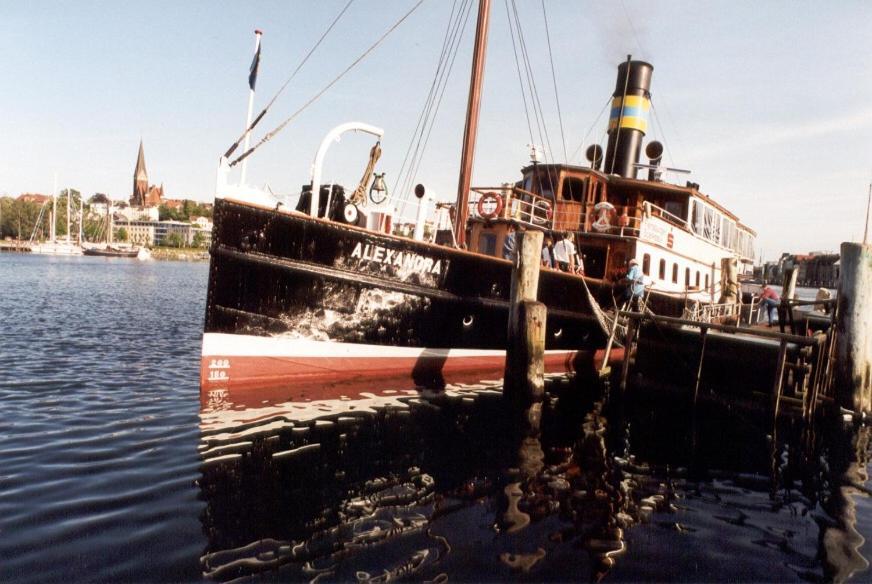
[0,256,207,583]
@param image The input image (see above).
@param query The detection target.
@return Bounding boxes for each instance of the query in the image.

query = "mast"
[66,186,71,244]
[79,195,84,243]
[453,0,491,248]
[51,174,57,242]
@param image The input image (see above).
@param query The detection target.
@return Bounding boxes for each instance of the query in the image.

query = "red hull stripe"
[200,333,624,406]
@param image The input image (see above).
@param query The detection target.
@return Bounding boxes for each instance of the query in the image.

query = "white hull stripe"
[202,332,570,359]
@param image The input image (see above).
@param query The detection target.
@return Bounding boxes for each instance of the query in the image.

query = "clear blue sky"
[2,1,871,259]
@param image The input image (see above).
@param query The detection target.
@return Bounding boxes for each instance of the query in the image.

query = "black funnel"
[603,57,653,178]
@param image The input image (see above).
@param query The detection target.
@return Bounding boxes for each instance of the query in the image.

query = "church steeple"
[132,140,149,206]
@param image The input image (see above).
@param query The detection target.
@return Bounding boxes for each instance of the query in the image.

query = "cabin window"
[658,258,666,280]
[478,233,497,256]
[535,172,558,199]
[692,201,704,234]
[642,254,651,276]
[685,267,690,286]
[705,274,710,290]
[665,201,683,220]
[561,176,586,202]
[695,271,701,287]
[672,263,678,283]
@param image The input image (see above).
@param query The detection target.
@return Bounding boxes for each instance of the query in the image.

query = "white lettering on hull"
[350,242,442,276]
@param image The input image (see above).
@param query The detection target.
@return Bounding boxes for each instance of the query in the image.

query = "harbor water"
[2,254,872,582]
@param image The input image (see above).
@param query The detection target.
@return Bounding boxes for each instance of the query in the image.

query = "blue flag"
[248,43,261,90]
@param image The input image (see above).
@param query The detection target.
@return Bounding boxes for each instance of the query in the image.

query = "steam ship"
[201,3,756,407]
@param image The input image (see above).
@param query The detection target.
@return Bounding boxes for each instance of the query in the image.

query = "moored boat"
[200,3,756,405]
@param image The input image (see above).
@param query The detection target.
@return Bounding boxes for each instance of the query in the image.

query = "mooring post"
[780,267,798,334]
[504,230,545,433]
[834,242,872,413]
[619,315,638,392]
[772,338,789,424]
[693,326,709,407]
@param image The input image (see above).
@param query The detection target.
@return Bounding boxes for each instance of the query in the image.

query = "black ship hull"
[201,198,646,406]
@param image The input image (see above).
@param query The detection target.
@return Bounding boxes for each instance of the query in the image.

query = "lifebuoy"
[477,192,503,220]
[592,201,616,232]
[531,199,553,225]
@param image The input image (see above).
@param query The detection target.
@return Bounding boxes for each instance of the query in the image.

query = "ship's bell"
[369,173,388,204]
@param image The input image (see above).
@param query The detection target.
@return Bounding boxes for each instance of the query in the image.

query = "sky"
[2,0,871,259]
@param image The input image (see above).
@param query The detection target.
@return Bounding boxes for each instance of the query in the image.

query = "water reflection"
[198,377,871,581]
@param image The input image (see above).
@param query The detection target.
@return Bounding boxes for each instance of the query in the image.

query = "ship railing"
[681,301,741,323]
[643,201,689,230]
[468,187,556,230]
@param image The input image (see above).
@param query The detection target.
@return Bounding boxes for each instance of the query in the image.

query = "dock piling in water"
[504,230,545,432]
[834,242,872,413]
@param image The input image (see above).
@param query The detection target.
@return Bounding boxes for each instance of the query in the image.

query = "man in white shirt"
[552,231,576,272]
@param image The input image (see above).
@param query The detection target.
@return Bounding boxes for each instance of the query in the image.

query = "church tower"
[132,140,149,206]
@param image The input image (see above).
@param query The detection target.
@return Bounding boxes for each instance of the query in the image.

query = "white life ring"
[477,192,504,220]
[592,201,616,232]
[531,199,553,225]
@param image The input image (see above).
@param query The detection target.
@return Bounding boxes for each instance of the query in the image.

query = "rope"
[510,0,554,165]
[570,96,611,164]
[230,0,426,168]
[541,0,567,163]
[395,0,473,217]
[504,0,535,149]
[393,0,463,200]
[223,0,355,159]
[350,142,382,206]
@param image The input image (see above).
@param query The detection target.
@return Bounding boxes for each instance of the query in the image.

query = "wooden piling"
[504,230,545,423]
[693,327,709,406]
[772,339,789,424]
[619,315,639,392]
[834,242,872,413]
[780,267,798,334]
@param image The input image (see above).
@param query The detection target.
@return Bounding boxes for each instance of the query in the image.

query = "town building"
[17,193,50,204]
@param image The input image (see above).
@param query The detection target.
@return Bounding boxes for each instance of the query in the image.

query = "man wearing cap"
[624,258,644,310]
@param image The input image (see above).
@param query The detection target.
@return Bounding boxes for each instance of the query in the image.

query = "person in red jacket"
[758,285,781,325]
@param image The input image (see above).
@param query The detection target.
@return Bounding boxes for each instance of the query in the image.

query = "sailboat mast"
[66,186,71,244]
[51,174,57,242]
[453,0,491,248]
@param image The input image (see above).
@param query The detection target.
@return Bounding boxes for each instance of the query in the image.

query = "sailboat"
[30,187,83,256]
[200,2,756,407]
[82,205,151,259]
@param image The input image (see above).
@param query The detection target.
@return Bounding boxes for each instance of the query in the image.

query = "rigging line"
[392,0,464,198]
[401,2,473,214]
[397,0,473,210]
[504,0,535,148]
[510,1,551,167]
[541,0,567,163]
[570,96,611,162]
[618,0,646,57]
[224,0,355,159]
[400,0,474,216]
[230,0,426,168]
[396,0,471,215]
[649,101,676,170]
[511,0,554,166]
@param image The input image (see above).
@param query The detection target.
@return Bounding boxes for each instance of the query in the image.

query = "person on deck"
[502,226,516,260]
[541,236,554,268]
[758,285,781,325]
[552,232,576,273]
[624,258,644,310]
